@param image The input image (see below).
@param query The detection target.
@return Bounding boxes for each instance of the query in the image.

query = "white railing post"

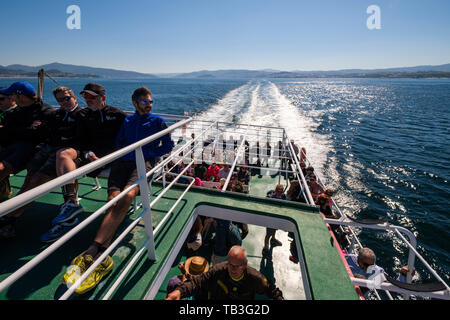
[135,147,156,261]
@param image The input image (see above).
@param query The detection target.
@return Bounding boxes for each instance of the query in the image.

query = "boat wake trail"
[195,81,257,122]
[196,80,331,174]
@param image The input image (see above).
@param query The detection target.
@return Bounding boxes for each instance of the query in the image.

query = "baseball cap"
[0,82,36,97]
[166,276,182,294]
[80,82,106,96]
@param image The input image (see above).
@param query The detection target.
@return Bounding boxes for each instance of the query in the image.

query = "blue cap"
[0,82,36,97]
[166,276,182,294]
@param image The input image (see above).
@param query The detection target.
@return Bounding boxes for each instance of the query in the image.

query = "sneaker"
[40,218,79,243]
[62,254,94,289]
[63,254,114,294]
[270,238,282,247]
[52,201,83,225]
[0,217,16,240]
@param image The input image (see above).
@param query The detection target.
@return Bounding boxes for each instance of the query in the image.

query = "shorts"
[0,142,36,174]
[107,160,155,192]
[27,144,60,177]
[27,145,84,178]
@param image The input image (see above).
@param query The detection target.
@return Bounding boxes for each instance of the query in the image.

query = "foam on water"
[196,79,331,174]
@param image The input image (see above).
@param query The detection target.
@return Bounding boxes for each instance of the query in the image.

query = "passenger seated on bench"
[345,247,414,299]
[232,181,245,193]
[308,177,324,201]
[177,162,190,184]
[2,86,87,242]
[304,166,316,182]
[164,160,178,182]
[300,147,307,166]
[218,164,231,179]
[62,86,174,295]
[194,161,207,180]
[316,194,333,217]
[316,193,349,249]
[214,178,226,190]
[286,180,306,203]
[225,172,238,191]
[0,82,54,240]
[300,162,307,176]
[52,83,126,233]
[0,87,17,204]
[237,166,250,185]
[206,162,220,181]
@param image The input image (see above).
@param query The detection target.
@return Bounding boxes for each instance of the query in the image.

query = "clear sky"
[1,0,449,73]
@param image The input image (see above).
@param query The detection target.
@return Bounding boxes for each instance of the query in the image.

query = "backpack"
[227,223,242,247]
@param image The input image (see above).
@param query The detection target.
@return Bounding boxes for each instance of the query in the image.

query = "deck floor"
[1,169,358,300]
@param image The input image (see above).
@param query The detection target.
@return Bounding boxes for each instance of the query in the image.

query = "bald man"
[166,245,284,300]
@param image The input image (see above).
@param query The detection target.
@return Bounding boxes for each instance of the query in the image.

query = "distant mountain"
[169,63,450,79]
[2,62,157,78]
[0,65,98,78]
[175,69,273,79]
[2,62,449,79]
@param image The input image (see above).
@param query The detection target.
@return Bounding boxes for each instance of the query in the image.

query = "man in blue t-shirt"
[62,86,174,294]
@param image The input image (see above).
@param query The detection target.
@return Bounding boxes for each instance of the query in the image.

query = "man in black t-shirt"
[3,86,88,242]
[50,83,126,232]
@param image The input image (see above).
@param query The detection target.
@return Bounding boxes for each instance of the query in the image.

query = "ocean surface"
[1,76,449,286]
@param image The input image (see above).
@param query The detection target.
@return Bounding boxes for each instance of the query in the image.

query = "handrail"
[299,151,363,249]
[222,125,250,192]
[0,117,192,218]
[2,117,447,301]
[286,138,315,205]
[61,163,196,300]
[323,217,450,297]
[350,277,449,300]
[0,117,191,293]
[394,229,450,292]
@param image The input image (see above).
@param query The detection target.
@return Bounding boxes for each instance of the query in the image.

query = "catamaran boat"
[0,84,449,301]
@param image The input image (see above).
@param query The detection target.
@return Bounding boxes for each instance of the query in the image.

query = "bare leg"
[94,186,139,248]
[56,148,79,204]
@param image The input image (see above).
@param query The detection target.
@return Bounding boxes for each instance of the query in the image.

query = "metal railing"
[0,116,192,296]
[1,115,448,301]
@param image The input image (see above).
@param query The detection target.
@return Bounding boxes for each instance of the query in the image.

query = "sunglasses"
[139,99,153,105]
[56,96,74,103]
[83,93,98,100]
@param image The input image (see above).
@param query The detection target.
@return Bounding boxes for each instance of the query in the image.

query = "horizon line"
[2,61,450,75]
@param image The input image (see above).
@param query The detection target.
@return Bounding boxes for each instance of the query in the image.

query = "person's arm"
[143,118,174,159]
[396,266,415,283]
[169,269,214,300]
[253,272,284,300]
[114,118,127,151]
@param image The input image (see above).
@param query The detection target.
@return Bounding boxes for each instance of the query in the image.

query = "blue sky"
[0,0,449,73]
